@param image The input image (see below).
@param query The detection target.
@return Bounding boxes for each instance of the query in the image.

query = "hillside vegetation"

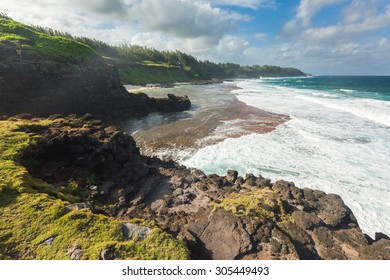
[0,14,95,62]
[0,13,305,84]
[83,43,306,84]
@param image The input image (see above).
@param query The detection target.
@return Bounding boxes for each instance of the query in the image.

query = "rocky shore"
[2,114,388,260]
[1,32,388,260]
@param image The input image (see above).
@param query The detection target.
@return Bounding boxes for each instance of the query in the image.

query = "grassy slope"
[0,118,190,260]
[0,18,95,62]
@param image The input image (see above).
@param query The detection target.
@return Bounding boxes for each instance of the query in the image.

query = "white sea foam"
[296,95,390,127]
[182,79,390,237]
[340,88,356,93]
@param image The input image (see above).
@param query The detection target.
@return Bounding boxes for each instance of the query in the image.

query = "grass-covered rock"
[211,188,292,223]
[0,117,190,260]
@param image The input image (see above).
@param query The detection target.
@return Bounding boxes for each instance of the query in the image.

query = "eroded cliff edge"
[1,115,388,260]
[0,44,190,117]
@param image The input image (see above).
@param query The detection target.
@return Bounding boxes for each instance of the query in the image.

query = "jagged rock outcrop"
[18,115,390,260]
[0,46,190,117]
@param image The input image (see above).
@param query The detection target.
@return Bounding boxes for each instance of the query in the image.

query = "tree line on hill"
[1,12,306,84]
[31,23,306,80]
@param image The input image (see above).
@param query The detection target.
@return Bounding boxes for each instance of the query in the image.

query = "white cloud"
[210,0,275,9]
[281,0,390,44]
[342,0,377,24]
[274,0,390,74]
[67,0,128,17]
[300,1,390,44]
[243,37,390,75]
[295,0,348,27]
[282,0,348,37]
[128,0,244,42]
[130,33,250,63]
[254,33,267,41]
[0,0,251,45]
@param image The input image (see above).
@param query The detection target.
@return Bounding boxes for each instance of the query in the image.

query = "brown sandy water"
[115,82,289,161]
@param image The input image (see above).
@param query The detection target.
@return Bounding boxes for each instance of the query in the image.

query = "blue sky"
[1,0,390,75]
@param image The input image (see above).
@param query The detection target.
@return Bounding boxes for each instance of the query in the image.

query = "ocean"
[121,76,390,237]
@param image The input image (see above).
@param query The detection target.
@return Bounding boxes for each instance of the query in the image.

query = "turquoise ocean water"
[183,76,390,237]
[261,76,390,101]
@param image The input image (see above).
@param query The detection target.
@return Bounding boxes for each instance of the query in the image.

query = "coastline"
[183,78,390,238]
[1,114,388,260]
[119,79,390,239]
[117,82,289,161]
[1,14,388,261]
[124,79,226,94]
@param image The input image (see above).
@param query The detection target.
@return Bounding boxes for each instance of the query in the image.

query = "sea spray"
[183,78,390,237]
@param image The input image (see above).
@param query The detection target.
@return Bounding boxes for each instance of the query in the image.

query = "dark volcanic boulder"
[187,208,253,260]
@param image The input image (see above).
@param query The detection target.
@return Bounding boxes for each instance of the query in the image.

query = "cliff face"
[0,45,117,114]
[0,45,190,117]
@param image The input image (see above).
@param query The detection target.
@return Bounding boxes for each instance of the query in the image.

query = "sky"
[1,0,390,75]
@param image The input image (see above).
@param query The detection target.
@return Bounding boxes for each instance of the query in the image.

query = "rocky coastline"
[1,114,388,260]
[1,34,389,260]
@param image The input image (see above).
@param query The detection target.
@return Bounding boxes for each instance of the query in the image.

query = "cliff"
[0,115,388,260]
[0,44,190,117]
[0,17,190,117]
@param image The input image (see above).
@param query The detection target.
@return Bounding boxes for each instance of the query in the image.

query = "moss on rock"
[0,118,190,260]
[211,188,292,223]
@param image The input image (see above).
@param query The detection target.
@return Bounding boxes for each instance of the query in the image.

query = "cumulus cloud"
[128,0,246,42]
[210,0,276,9]
[282,0,348,36]
[68,0,128,17]
[254,33,267,41]
[296,0,348,27]
[243,37,390,74]
[301,1,390,44]
[283,0,390,43]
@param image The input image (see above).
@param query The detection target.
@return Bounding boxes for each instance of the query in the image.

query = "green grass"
[0,193,189,259]
[211,189,292,223]
[0,118,190,260]
[0,18,95,62]
[141,60,178,68]
[0,119,79,201]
